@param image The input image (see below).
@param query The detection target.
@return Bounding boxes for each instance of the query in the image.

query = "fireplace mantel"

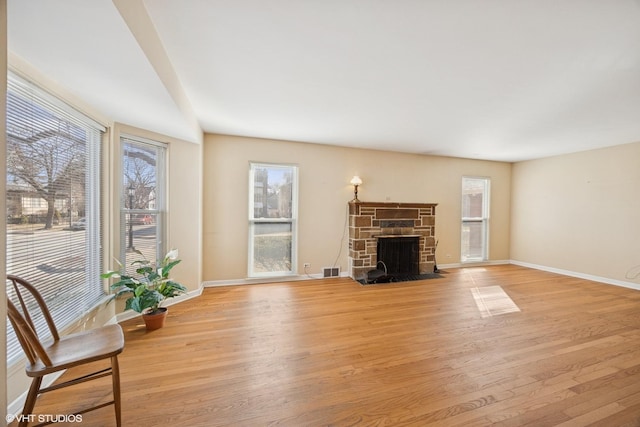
[348,201,437,281]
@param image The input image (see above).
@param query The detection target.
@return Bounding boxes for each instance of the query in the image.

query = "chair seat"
[25,324,124,377]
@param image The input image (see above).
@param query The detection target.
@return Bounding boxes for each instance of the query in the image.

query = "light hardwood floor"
[16,265,640,426]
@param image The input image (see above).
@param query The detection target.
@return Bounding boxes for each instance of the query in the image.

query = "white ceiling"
[8,0,640,162]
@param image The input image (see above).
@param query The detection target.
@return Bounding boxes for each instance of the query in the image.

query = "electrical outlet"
[303,262,311,268]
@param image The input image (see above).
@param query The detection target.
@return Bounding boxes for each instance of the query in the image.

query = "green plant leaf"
[103,249,186,314]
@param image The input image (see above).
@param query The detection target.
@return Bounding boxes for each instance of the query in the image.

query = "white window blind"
[5,73,105,365]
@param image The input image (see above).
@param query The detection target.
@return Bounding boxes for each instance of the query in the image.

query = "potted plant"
[102,248,187,330]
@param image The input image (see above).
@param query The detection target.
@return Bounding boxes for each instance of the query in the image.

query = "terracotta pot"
[142,307,168,330]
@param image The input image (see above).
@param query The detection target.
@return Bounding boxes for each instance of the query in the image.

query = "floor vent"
[323,267,340,278]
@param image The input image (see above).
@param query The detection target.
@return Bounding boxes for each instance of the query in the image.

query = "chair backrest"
[6,275,60,367]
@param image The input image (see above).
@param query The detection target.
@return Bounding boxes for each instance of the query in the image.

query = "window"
[249,163,298,277]
[120,136,167,271]
[6,73,105,365]
[461,177,490,262]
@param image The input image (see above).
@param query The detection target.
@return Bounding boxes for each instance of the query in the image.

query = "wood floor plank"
[12,264,640,426]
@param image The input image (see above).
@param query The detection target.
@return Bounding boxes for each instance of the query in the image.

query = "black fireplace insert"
[375,236,419,280]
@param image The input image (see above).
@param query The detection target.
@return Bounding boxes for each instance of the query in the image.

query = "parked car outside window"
[130,214,153,225]
[70,217,86,230]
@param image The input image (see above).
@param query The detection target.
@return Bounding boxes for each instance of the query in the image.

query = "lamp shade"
[350,176,363,186]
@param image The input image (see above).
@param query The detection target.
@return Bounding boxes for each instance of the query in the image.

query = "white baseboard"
[203,272,349,287]
[203,260,639,292]
[509,260,640,291]
[112,284,204,323]
[7,371,66,421]
[439,259,640,291]
[437,259,511,270]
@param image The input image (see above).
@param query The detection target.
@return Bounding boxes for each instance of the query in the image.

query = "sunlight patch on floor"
[471,285,521,318]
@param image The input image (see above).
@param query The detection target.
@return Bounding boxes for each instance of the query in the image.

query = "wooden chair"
[6,275,124,427]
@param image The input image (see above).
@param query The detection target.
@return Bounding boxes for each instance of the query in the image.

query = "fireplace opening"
[377,236,420,279]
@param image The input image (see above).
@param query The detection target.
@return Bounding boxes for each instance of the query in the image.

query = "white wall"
[511,141,640,285]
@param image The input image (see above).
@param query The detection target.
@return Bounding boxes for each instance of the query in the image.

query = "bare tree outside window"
[7,92,86,229]
[123,144,157,210]
[120,137,166,270]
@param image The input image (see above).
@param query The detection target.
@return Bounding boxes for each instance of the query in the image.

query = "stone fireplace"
[348,201,437,281]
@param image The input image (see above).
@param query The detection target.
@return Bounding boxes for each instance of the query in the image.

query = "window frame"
[248,162,299,278]
[461,176,490,263]
[119,135,168,268]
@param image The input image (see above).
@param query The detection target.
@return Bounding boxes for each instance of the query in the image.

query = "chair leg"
[19,376,42,427]
[111,356,122,427]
